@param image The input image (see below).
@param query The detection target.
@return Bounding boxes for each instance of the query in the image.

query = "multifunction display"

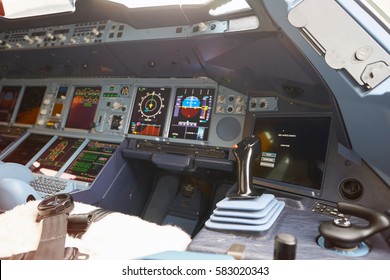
[252,117,331,190]
[66,86,101,130]
[2,134,53,165]
[15,86,46,125]
[168,87,214,141]
[60,140,118,183]
[128,87,171,137]
[29,137,84,176]
[0,86,21,123]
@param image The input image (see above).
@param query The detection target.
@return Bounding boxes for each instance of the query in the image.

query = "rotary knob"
[274,233,297,260]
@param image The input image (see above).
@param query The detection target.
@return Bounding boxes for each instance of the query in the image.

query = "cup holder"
[339,178,363,200]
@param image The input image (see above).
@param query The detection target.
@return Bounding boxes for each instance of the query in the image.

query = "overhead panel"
[0,21,131,78]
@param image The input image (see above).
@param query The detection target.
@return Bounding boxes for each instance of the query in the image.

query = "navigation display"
[128,87,171,136]
[2,134,53,165]
[0,86,21,123]
[252,116,331,191]
[60,140,118,183]
[15,86,46,125]
[168,88,214,141]
[66,86,101,130]
[29,137,84,176]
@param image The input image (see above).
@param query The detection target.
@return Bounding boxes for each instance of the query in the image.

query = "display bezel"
[127,86,172,137]
[29,136,86,177]
[1,133,54,165]
[167,87,215,142]
[65,85,102,131]
[0,85,22,124]
[14,86,47,126]
[251,114,332,197]
[59,140,119,183]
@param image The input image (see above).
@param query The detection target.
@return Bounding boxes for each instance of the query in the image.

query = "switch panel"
[248,97,278,112]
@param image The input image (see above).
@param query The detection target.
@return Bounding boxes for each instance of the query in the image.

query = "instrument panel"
[129,87,171,137]
[0,77,246,146]
[0,77,247,195]
[2,76,373,205]
[1,76,375,205]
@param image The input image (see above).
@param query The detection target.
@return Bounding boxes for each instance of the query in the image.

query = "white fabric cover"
[0,200,191,259]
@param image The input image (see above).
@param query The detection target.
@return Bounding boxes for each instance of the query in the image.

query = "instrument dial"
[138,91,165,120]
[128,87,171,137]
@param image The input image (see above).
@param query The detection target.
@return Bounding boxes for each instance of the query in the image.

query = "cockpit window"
[0,0,254,19]
[0,0,256,20]
[109,0,253,16]
[358,0,390,30]
[0,0,76,19]
[108,0,211,8]
[209,0,251,16]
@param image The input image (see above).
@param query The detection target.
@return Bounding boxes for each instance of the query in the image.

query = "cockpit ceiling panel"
[2,45,131,78]
[190,32,323,92]
[106,38,206,78]
[0,53,26,78]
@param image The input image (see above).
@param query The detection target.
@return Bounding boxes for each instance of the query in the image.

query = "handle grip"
[228,135,263,198]
[319,202,390,249]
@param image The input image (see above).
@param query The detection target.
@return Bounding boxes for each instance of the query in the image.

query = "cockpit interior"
[0,0,389,260]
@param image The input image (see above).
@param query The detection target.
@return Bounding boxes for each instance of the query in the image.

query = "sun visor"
[287,0,390,89]
[0,0,76,19]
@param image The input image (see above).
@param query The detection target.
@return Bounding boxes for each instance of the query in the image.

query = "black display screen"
[2,134,53,165]
[56,86,68,99]
[29,137,84,176]
[168,88,214,141]
[0,134,18,152]
[65,86,101,130]
[15,86,46,125]
[60,140,118,183]
[0,86,21,123]
[128,87,171,137]
[252,116,331,190]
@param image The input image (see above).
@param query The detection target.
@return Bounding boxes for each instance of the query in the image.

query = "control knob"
[235,105,244,114]
[40,109,48,115]
[47,33,55,41]
[37,119,45,126]
[83,36,91,43]
[57,34,67,42]
[216,105,224,113]
[112,101,122,110]
[274,233,297,260]
[91,28,101,37]
[23,35,34,44]
[218,95,226,103]
[34,36,43,44]
[236,96,244,104]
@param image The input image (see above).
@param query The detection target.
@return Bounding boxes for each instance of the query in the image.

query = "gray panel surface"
[189,196,390,260]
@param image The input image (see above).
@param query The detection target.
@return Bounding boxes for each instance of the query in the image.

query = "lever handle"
[228,135,263,198]
[319,202,390,249]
